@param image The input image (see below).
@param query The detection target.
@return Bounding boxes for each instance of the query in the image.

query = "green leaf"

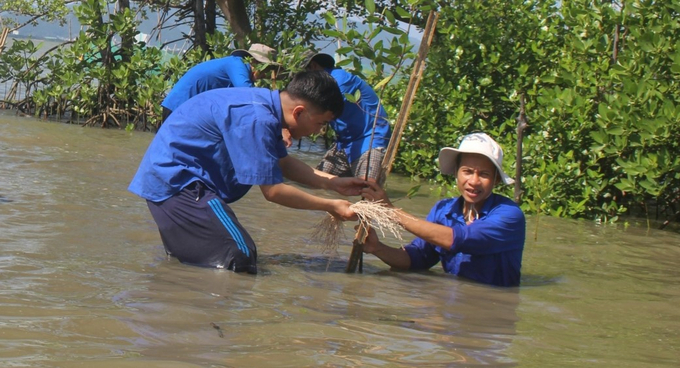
[638,179,659,195]
[373,76,392,91]
[395,6,411,19]
[606,126,624,135]
[365,0,375,14]
[384,9,395,24]
[590,130,607,144]
[406,184,421,198]
[323,12,336,26]
[322,29,343,38]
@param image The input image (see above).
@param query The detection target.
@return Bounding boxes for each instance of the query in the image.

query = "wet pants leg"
[146,182,257,274]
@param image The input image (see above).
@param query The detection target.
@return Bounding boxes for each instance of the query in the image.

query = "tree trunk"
[118,0,133,63]
[206,0,217,35]
[193,0,208,53]
[215,0,251,47]
[252,0,265,41]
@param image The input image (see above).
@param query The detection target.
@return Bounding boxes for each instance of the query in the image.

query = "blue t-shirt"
[403,193,526,287]
[327,68,391,163]
[161,56,253,111]
[129,88,288,203]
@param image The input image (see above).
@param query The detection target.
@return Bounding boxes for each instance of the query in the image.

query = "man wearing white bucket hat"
[360,132,526,287]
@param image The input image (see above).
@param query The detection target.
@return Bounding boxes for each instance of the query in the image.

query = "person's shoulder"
[431,196,458,214]
[187,87,269,106]
[329,67,353,80]
[489,194,525,219]
[197,55,243,67]
[250,87,277,101]
[223,55,246,64]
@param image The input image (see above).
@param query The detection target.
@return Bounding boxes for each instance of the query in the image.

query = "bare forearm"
[279,155,332,190]
[361,181,454,249]
[396,210,454,250]
[366,242,411,270]
[261,183,332,211]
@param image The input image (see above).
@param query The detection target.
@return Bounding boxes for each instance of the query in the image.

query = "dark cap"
[303,52,336,69]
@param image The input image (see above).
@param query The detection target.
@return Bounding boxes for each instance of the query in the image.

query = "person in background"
[160,44,291,146]
[305,52,392,183]
[360,132,526,287]
[130,71,366,274]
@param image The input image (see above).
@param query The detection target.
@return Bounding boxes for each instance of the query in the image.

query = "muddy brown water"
[1,111,679,367]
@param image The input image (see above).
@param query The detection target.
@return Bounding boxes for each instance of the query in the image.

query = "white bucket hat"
[438,132,514,185]
[232,43,280,65]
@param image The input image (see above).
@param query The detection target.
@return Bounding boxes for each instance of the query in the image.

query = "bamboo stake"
[0,28,9,56]
[514,94,527,204]
[346,10,439,273]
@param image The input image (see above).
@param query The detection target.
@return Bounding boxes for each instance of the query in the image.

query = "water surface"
[0,111,678,367]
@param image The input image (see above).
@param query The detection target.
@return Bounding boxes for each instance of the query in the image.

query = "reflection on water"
[1,111,679,367]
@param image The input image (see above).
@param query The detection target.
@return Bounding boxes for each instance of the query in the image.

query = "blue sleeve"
[451,203,525,255]
[218,92,285,185]
[224,122,284,185]
[403,205,450,270]
[329,68,355,96]
[225,58,254,88]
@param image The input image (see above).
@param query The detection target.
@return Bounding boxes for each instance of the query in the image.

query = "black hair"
[284,70,344,118]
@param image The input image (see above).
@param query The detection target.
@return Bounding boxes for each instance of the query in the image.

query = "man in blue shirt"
[305,53,392,183]
[161,43,279,121]
[130,71,366,274]
[360,133,526,287]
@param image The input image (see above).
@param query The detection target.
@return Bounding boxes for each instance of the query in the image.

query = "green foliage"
[2,0,679,221]
[0,0,71,27]
[516,0,680,222]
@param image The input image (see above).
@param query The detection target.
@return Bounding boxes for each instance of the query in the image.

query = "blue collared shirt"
[161,56,253,111]
[129,88,288,203]
[403,193,526,287]
[327,68,392,163]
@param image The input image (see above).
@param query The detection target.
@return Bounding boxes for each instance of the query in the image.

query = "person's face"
[456,153,498,209]
[287,105,334,139]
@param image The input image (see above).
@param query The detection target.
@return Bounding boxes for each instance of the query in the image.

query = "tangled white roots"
[310,200,405,254]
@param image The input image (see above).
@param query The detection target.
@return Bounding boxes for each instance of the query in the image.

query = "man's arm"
[361,227,411,270]
[278,155,365,196]
[259,182,357,221]
[393,211,454,250]
[226,58,254,87]
[361,181,454,249]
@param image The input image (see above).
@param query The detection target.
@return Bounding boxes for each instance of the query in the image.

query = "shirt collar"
[271,90,284,128]
[445,193,499,218]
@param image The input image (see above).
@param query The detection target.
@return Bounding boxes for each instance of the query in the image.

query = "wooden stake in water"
[346,10,439,273]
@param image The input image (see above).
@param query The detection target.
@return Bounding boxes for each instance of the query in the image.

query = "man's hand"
[360,180,393,207]
[354,224,412,270]
[282,128,293,148]
[328,199,358,221]
[329,176,366,196]
[356,225,381,254]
